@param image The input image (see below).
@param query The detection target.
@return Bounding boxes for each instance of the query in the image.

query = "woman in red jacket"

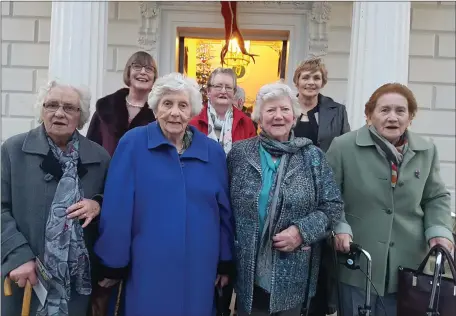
[190,67,257,155]
[190,67,255,316]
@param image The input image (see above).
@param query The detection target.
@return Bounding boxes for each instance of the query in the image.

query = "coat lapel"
[401,131,431,169]
[356,125,432,170]
[243,137,262,176]
[317,95,337,142]
[147,122,210,162]
[23,124,101,180]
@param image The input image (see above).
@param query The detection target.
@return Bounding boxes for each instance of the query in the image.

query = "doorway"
[177,36,288,111]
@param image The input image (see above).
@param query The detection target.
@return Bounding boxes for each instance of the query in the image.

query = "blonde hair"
[293,57,328,87]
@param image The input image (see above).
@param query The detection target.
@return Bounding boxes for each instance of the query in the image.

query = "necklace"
[125,96,144,108]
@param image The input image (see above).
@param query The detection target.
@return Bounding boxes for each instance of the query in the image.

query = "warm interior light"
[223,37,251,67]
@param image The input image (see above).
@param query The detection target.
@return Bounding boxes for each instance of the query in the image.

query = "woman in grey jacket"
[1,80,110,316]
[227,82,343,316]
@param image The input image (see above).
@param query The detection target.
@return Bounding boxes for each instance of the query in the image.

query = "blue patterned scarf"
[36,133,91,316]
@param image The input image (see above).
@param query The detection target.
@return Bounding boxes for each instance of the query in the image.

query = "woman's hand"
[429,237,454,257]
[335,233,352,253]
[67,198,101,228]
[273,225,307,252]
[215,275,229,288]
[9,260,38,287]
[98,278,120,288]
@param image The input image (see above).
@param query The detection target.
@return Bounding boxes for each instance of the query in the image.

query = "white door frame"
[155,2,313,87]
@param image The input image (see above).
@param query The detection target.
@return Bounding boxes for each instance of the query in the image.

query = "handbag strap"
[416,244,456,284]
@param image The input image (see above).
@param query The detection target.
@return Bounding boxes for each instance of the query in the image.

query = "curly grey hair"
[148,72,203,117]
[35,80,91,130]
[251,82,300,123]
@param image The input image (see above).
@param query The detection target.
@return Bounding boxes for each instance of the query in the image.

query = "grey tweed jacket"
[227,136,343,313]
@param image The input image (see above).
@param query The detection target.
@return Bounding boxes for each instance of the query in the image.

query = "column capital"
[346,1,411,129]
[138,1,160,61]
[308,1,332,58]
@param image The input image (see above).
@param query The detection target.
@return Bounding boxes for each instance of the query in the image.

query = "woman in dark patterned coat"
[227,82,343,316]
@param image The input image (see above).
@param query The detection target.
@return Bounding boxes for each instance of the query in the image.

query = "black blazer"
[305,94,350,152]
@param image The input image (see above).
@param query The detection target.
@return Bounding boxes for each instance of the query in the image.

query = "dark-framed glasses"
[43,102,81,114]
[131,63,155,74]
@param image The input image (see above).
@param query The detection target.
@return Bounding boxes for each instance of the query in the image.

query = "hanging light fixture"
[222,37,252,67]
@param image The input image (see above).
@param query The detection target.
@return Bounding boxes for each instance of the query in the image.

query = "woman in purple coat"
[94,73,234,316]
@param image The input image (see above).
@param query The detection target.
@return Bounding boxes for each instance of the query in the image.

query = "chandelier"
[222,38,252,68]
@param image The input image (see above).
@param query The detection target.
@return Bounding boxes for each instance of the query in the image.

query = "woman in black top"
[293,58,350,316]
[293,58,350,152]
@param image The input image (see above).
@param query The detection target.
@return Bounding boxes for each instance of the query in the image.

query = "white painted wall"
[1,1,455,208]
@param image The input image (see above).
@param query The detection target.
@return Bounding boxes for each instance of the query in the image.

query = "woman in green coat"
[326,83,454,316]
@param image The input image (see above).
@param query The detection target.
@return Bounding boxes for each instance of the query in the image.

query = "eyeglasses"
[209,84,234,93]
[43,102,81,114]
[131,63,155,74]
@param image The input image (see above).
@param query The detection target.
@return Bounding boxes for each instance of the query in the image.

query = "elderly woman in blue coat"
[94,72,234,316]
[227,82,343,316]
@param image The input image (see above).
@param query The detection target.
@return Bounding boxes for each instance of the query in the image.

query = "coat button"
[398,181,404,187]
[285,203,292,209]
[180,162,185,167]
[385,208,392,214]
[389,241,395,247]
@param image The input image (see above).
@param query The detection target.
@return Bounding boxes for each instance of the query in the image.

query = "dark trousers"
[216,282,234,316]
[302,245,337,316]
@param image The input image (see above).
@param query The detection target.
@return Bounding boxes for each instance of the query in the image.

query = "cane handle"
[4,277,13,296]
[21,280,32,316]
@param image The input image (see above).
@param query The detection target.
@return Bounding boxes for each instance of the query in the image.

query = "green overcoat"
[326,125,454,296]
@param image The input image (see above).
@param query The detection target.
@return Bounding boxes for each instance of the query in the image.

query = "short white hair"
[251,82,300,123]
[148,72,203,117]
[35,79,91,129]
[234,86,245,101]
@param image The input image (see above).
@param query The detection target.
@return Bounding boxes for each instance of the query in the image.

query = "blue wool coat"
[94,122,234,316]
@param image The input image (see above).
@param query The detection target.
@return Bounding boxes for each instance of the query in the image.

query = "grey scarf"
[36,133,91,316]
[255,131,311,292]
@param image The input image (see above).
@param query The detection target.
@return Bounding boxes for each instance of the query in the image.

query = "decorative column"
[138,2,160,61]
[48,1,108,133]
[346,1,411,129]
[308,2,332,58]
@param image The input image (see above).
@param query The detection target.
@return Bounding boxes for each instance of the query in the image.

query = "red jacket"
[189,105,257,143]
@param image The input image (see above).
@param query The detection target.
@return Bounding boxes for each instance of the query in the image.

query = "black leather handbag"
[397,244,456,316]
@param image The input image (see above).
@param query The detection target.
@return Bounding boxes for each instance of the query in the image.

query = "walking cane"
[4,276,33,316]
[114,280,124,316]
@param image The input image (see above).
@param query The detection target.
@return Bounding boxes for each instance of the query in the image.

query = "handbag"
[397,244,456,316]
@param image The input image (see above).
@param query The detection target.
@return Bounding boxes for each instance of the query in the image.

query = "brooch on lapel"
[414,169,420,179]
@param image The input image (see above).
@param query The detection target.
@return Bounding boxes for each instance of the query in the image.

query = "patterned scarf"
[207,102,233,155]
[179,127,194,155]
[258,130,311,157]
[255,131,311,292]
[368,125,409,188]
[37,133,91,316]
